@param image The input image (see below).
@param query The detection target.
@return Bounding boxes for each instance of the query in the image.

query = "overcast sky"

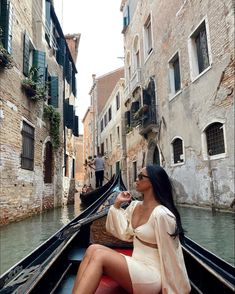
[54,0,125,132]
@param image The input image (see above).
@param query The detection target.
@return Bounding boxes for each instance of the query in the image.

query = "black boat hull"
[0,172,234,293]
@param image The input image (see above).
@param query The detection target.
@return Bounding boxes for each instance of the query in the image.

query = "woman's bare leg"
[73,244,109,286]
[72,244,133,294]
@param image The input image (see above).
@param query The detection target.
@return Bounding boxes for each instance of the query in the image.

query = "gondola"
[80,175,115,207]
[0,174,234,294]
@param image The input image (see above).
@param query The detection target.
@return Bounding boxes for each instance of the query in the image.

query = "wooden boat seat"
[65,247,132,294]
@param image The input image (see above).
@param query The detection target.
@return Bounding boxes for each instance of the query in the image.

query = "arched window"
[44,141,53,183]
[153,146,160,165]
[205,122,225,156]
[133,35,140,70]
[172,138,184,164]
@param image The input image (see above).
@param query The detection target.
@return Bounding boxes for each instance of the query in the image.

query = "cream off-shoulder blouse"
[106,200,191,294]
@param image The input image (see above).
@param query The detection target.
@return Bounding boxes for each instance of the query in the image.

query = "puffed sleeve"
[153,206,191,294]
[106,200,138,242]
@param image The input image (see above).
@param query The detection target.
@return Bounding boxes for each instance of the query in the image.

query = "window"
[116,161,120,175]
[0,0,13,53]
[117,126,120,143]
[104,113,107,127]
[106,138,108,153]
[65,154,69,177]
[110,134,112,149]
[72,158,75,178]
[48,76,59,107]
[108,107,112,121]
[133,161,137,181]
[169,52,181,96]
[133,35,140,70]
[205,123,225,156]
[44,141,53,183]
[144,15,153,57]
[100,119,104,132]
[101,143,104,156]
[172,138,184,164]
[21,121,35,170]
[153,146,160,166]
[116,93,120,110]
[189,20,211,79]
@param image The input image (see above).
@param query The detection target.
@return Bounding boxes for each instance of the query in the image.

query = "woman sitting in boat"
[72,164,191,294]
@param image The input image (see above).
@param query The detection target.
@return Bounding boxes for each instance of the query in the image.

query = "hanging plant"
[133,104,149,119]
[44,105,61,150]
[0,28,13,69]
[21,66,48,101]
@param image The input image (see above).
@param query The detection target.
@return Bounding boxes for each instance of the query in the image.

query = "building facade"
[84,68,124,187]
[0,0,79,224]
[120,0,234,208]
[99,78,127,185]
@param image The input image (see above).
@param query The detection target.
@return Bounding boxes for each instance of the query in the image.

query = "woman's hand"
[114,191,132,209]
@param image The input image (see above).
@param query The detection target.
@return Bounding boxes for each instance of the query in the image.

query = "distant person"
[86,184,94,193]
[93,153,105,188]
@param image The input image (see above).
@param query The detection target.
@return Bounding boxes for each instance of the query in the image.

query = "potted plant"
[22,66,47,101]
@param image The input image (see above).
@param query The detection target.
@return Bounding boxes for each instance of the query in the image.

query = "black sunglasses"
[137,173,151,181]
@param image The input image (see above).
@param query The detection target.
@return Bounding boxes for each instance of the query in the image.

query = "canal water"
[0,195,234,275]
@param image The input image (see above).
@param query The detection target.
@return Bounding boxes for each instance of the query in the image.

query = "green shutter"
[0,0,9,50]
[50,76,59,108]
[23,33,30,76]
[33,50,46,86]
[72,71,76,96]
[64,99,74,129]
[66,105,74,129]
[73,115,79,137]
[56,37,65,66]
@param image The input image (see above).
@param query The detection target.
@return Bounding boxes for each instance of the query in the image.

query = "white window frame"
[168,51,182,100]
[188,16,212,82]
[143,14,153,60]
[201,120,227,161]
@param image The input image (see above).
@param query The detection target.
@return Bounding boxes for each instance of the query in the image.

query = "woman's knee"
[85,244,105,258]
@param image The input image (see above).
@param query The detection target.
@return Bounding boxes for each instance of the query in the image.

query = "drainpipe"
[208,152,216,213]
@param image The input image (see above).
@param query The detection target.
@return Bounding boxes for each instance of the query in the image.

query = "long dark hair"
[146,164,185,243]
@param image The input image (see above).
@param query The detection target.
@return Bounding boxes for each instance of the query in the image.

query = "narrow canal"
[0,195,234,275]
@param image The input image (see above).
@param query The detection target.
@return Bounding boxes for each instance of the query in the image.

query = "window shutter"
[50,76,59,108]
[45,0,51,40]
[64,99,69,126]
[33,50,46,86]
[0,0,12,53]
[73,115,79,137]
[143,89,151,105]
[56,37,65,66]
[23,33,30,76]
[72,71,76,96]
[124,111,131,127]
[64,99,74,129]
[67,105,74,129]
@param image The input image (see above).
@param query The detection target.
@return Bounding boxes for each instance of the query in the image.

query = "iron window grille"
[206,123,225,156]
[172,138,184,164]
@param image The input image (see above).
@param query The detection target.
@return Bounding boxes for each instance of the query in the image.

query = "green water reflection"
[178,206,234,266]
[0,199,234,275]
